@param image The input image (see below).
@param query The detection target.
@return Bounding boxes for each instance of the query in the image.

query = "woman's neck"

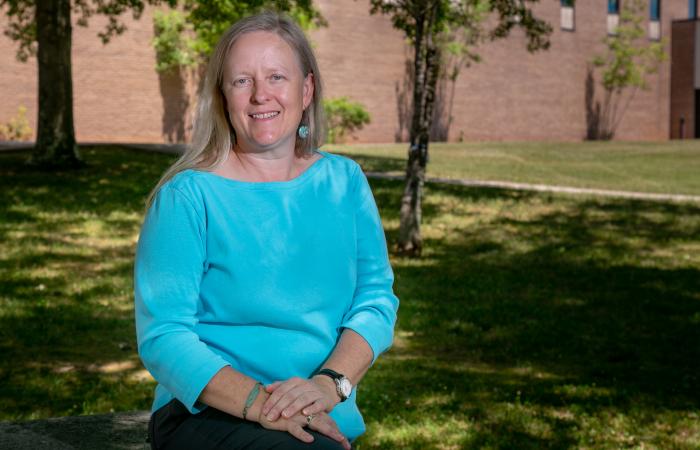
[215,146,318,183]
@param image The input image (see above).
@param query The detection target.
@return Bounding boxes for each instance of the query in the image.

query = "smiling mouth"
[250,111,280,119]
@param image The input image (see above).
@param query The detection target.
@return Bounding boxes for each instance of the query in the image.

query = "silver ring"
[306,414,316,425]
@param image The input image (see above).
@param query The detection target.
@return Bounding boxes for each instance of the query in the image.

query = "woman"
[134,11,399,450]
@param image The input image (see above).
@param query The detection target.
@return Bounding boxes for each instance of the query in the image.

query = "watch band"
[315,368,350,402]
[316,368,343,380]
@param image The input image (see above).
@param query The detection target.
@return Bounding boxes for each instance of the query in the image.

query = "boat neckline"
[187,150,329,190]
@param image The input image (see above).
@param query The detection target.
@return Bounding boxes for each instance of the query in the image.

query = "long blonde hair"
[145,11,326,208]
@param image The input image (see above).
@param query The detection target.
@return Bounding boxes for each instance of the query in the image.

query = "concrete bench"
[0,411,150,450]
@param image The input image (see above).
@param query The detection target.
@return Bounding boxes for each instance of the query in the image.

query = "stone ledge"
[0,411,150,450]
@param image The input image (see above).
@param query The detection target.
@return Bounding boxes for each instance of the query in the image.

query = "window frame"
[649,0,661,41]
[607,0,621,36]
[560,0,575,32]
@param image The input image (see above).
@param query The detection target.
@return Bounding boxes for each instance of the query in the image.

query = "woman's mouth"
[250,111,280,120]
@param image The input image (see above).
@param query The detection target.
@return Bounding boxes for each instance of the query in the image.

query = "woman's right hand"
[258,410,351,450]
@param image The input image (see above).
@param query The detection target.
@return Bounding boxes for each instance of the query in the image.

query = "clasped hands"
[257,376,350,449]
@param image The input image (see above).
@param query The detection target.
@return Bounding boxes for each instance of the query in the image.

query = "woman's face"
[222,31,314,154]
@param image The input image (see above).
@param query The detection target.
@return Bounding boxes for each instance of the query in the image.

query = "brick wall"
[0,1,691,144]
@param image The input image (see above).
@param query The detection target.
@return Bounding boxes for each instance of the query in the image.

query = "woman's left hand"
[262,376,337,421]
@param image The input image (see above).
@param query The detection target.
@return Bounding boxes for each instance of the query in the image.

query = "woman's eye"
[233,78,250,87]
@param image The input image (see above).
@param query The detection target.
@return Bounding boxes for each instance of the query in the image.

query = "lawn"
[329,140,700,196]
[1,144,699,449]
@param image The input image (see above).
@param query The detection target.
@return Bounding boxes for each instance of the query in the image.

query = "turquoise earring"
[298,125,310,139]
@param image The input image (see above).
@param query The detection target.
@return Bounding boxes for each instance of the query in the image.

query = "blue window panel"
[608,0,620,14]
[561,0,574,6]
[691,0,698,19]
[650,0,660,20]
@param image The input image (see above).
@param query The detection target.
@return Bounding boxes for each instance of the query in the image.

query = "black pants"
[149,399,348,450]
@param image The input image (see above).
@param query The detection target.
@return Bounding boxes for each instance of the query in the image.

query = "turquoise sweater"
[134,151,399,440]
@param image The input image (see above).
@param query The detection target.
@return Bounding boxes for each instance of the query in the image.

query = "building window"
[608,0,620,35]
[649,0,660,40]
[691,0,698,19]
[561,0,575,31]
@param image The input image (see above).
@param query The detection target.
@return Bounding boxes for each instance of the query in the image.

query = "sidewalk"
[365,172,700,203]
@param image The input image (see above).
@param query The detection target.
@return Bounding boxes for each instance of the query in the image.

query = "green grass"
[1,144,699,449]
[328,141,700,196]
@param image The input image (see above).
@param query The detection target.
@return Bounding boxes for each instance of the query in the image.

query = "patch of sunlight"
[69,218,104,238]
[576,410,647,448]
[24,266,62,279]
[546,407,576,422]
[88,360,137,373]
[382,222,400,234]
[669,412,700,448]
[554,383,614,401]
[128,369,155,383]
[647,244,700,267]
[582,408,700,448]
[5,229,29,240]
[368,416,473,450]
[419,392,455,407]
[459,363,562,384]
[54,364,76,374]
[392,330,414,351]
[106,210,140,221]
[488,401,554,440]
[392,256,439,268]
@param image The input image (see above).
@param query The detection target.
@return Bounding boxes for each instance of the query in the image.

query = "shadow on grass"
[0,147,174,420]
[334,151,407,174]
[358,180,700,449]
[2,148,699,448]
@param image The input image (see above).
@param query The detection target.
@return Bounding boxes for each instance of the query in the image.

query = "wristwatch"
[315,368,352,402]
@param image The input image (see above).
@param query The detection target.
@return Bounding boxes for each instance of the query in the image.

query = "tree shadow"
[357,180,700,448]
[335,152,406,175]
[154,47,208,146]
[394,55,413,143]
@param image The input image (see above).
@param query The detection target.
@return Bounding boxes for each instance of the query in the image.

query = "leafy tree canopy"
[1,0,323,64]
[1,0,179,61]
[184,0,324,57]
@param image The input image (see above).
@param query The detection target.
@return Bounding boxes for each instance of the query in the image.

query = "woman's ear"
[302,73,314,110]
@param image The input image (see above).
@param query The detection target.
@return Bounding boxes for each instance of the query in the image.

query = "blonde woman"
[134,11,399,450]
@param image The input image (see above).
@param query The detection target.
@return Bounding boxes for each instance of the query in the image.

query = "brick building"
[0,1,698,143]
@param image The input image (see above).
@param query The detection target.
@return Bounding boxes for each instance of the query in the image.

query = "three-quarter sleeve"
[134,185,229,413]
[340,165,400,364]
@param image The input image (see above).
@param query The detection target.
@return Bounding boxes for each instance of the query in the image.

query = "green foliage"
[149,1,325,71]
[182,0,325,59]
[593,0,666,93]
[0,0,35,61]
[1,0,178,61]
[589,0,666,140]
[152,9,197,72]
[369,0,551,57]
[0,105,32,141]
[323,97,371,144]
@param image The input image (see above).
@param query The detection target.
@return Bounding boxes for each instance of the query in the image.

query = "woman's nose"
[251,81,270,104]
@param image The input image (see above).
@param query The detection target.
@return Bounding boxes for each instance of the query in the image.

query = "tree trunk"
[31,0,82,168]
[398,1,439,257]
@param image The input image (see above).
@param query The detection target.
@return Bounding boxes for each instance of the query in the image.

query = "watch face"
[339,378,352,397]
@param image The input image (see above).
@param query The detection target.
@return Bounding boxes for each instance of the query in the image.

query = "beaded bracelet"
[242,381,263,421]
